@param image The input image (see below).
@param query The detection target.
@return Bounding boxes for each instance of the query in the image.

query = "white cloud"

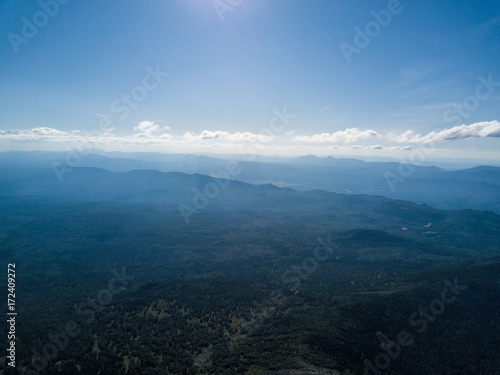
[183,130,229,141]
[292,128,380,143]
[132,121,172,141]
[2,121,498,158]
[183,130,274,142]
[0,127,71,141]
[32,127,68,136]
[0,122,174,146]
[133,120,170,135]
[390,121,500,143]
[366,144,383,150]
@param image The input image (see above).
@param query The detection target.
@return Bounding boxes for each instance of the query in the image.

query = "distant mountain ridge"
[1,150,499,213]
[1,165,500,259]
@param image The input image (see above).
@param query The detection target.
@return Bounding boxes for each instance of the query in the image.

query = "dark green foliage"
[0,169,499,374]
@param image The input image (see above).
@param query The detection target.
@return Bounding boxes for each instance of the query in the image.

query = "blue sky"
[0,0,499,162]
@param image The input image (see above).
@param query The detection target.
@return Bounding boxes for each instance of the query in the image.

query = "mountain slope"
[1,150,499,212]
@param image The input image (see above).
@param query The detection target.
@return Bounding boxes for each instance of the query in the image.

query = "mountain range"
[1,150,500,213]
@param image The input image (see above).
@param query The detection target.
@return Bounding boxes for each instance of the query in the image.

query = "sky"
[0,0,499,163]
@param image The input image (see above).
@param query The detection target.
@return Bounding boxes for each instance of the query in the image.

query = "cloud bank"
[183,130,274,142]
[293,128,379,143]
[390,121,500,143]
[0,121,498,157]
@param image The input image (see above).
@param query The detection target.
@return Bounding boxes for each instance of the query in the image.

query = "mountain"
[1,164,499,374]
[1,165,500,259]
[1,150,500,213]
